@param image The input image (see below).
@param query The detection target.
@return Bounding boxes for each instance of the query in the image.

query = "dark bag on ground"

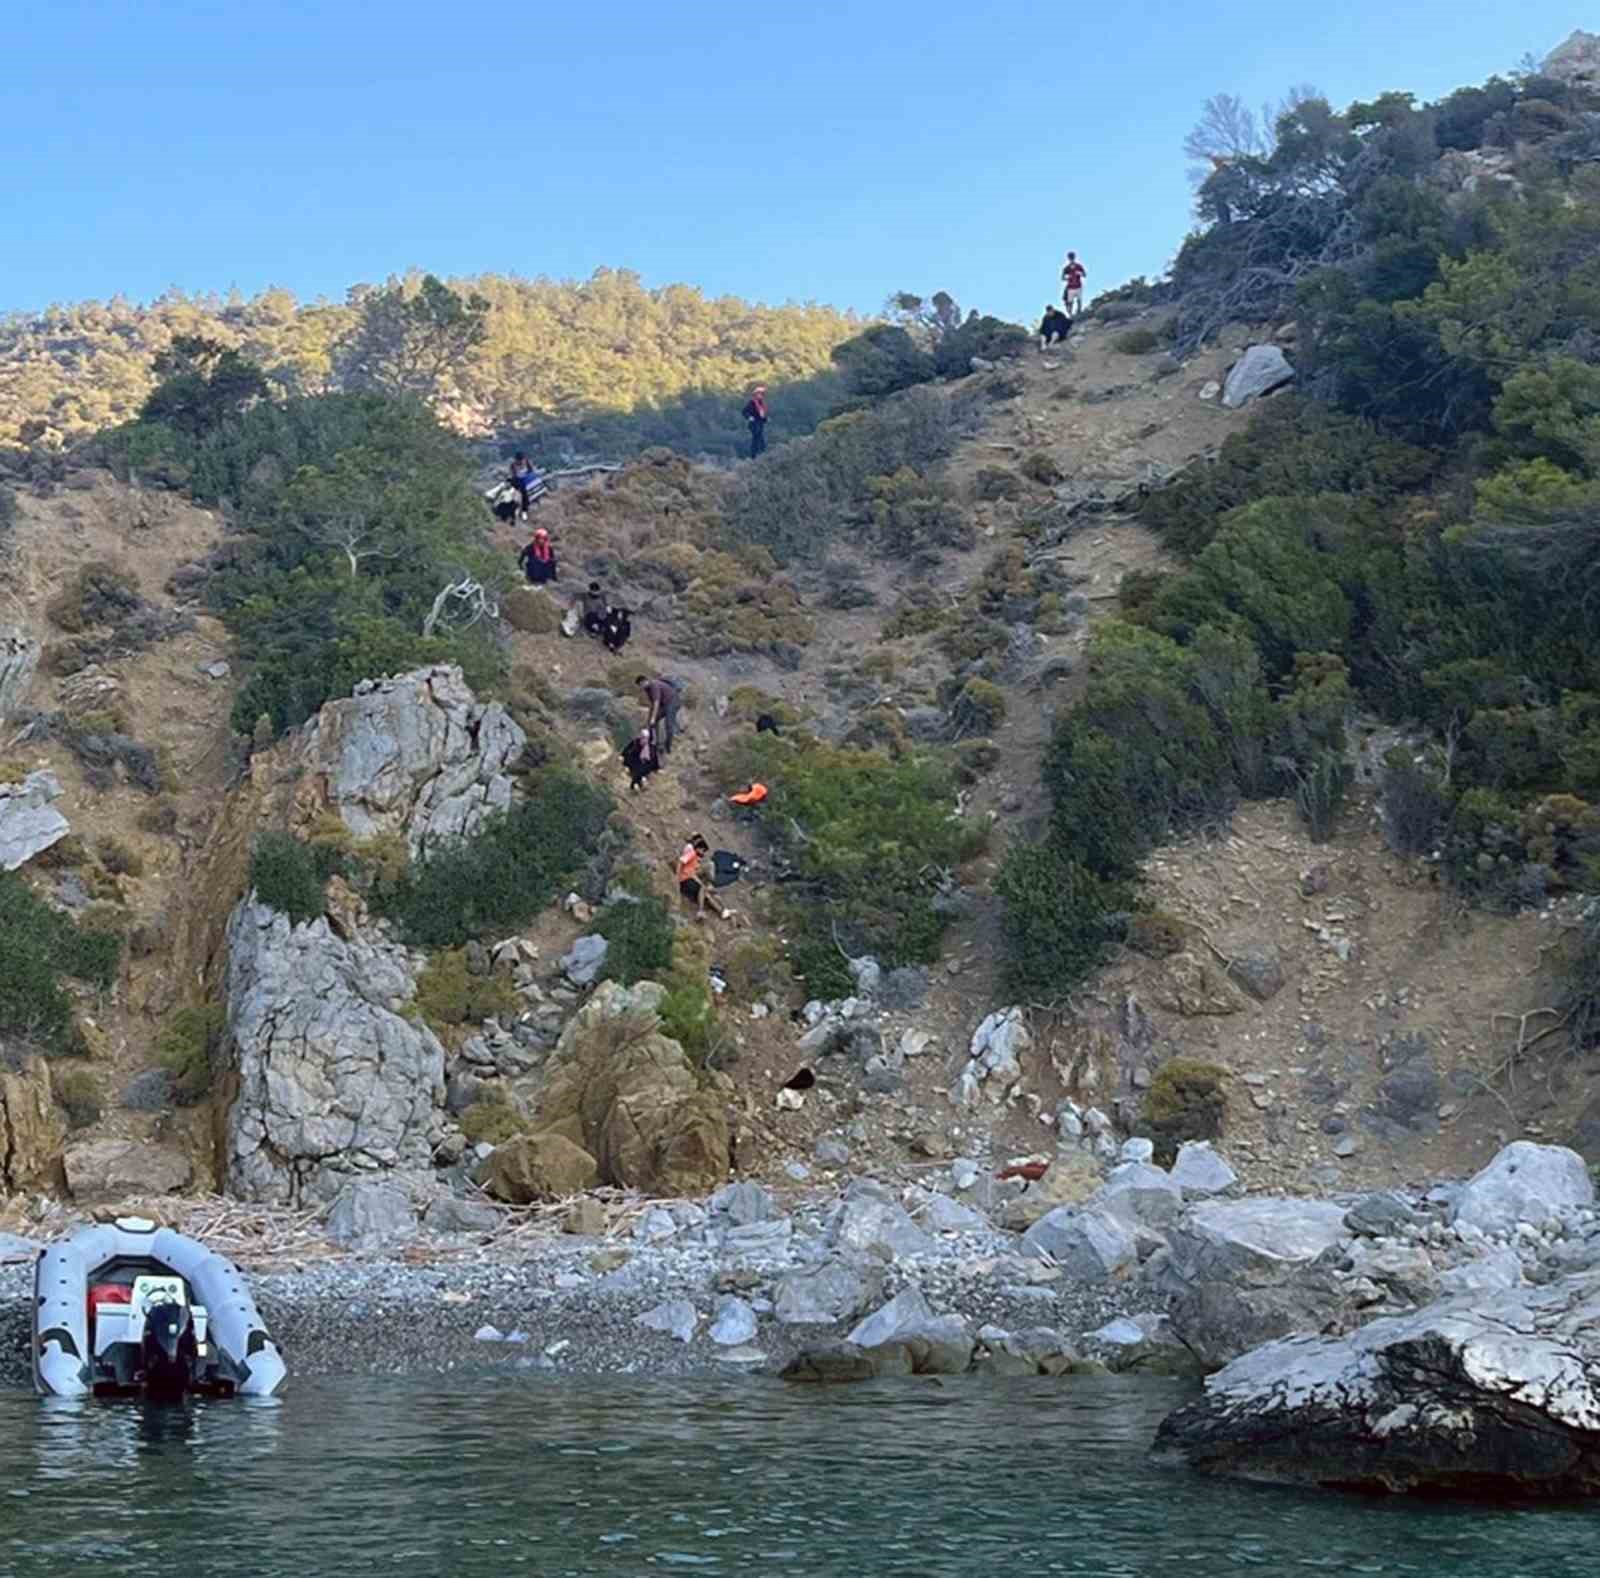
[711,850,747,887]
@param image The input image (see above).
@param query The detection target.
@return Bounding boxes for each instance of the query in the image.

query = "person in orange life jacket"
[1061,252,1087,316]
[509,452,540,518]
[742,385,768,459]
[518,527,558,585]
[676,834,733,920]
[637,674,681,755]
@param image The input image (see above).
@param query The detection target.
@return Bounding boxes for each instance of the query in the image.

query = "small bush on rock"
[1144,1058,1228,1163]
[155,1001,227,1103]
[248,831,344,925]
[1112,328,1162,356]
[52,1067,102,1130]
[0,873,122,1054]
[412,950,519,1032]
[459,1090,531,1147]
[596,896,675,985]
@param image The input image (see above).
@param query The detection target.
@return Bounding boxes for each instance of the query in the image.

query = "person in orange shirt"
[676,834,734,921]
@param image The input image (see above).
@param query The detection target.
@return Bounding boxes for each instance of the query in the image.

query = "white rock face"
[1169,1141,1240,1200]
[297,664,525,858]
[1155,1271,1600,1494]
[223,900,447,1206]
[1452,1142,1595,1235]
[1222,345,1295,409]
[1545,29,1600,89]
[0,770,70,871]
[1021,1205,1139,1281]
[0,626,40,722]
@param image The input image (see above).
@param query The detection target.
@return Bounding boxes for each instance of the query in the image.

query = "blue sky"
[5,2,1586,322]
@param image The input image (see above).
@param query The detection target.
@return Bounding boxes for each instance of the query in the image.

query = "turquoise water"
[0,1375,1591,1576]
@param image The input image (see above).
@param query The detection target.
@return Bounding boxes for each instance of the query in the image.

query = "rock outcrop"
[223,899,447,1205]
[517,980,729,1196]
[0,1056,67,1191]
[1545,29,1600,89]
[0,626,39,722]
[1155,1272,1600,1496]
[479,1131,599,1203]
[1451,1141,1594,1234]
[296,664,525,858]
[1222,345,1295,409]
[63,1138,192,1202]
[0,770,70,871]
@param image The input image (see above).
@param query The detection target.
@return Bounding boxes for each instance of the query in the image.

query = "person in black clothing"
[518,527,558,584]
[601,606,633,653]
[581,581,608,637]
[742,385,768,459]
[620,726,659,793]
[1037,305,1072,347]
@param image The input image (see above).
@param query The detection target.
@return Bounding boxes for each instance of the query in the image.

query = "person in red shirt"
[1061,252,1087,317]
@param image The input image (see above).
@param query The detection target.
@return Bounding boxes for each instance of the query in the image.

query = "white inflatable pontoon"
[34,1216,286,1399]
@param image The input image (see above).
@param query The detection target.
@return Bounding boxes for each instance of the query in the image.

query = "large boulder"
[999,1151,1101,1229]
[847,1289,974,1376]
[0,770,70,871]
[223,899,447,1206]
[0,1056,67,1192]
[478,1131,598,1203]
[832,1179,934,1260]
[0,626,40,723]
[1222,345,1295,409]
[1022,1205,1139,1281]
[296,664,525,859]
[325,1180,418,1249]
[1157,1197,1355,1370]
[773,1257,885,1325]
[520,979,728,1195]
[1084,1312,1204,1377]
[63,1138,192,1203]
[1168,1141,1239,1199]
[1451,1142,1594,1235]
[1155,1272,1600,1495]
[1095,1160,1183,1229]
[1165,1198,1349,1287]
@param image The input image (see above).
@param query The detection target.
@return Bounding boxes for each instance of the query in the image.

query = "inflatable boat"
[34,1217,286,1399]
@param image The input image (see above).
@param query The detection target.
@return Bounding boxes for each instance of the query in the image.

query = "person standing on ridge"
[742,385,769,459]
[1061,252,1087,317]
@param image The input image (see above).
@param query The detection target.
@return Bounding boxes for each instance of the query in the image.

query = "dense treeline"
[1002,58,1600,1012]
[0,268,857,458]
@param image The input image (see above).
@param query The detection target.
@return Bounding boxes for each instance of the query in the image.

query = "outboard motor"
[140,1300,199,1401]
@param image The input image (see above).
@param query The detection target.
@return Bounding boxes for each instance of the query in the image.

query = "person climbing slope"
[742,385,769,459]
[1061,252,1087,317]
[518,526,558,585]
[509,452,542,518]
[637,673,682,755]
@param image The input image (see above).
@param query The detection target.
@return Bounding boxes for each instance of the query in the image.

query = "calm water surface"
[0,1374,1591,1576]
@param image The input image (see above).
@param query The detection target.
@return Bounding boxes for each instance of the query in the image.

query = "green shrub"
[711,731,970,975]
[155,1002,227,1104]
[721,936,794,1002]
[658,978,717,1064]
[933,315,1031,378]
[1021,452,1065,486]
[0,873,122,1054]
[374,770,614,946]
[501,586,560,634]
[248,831,344,925]
[595,896,675,985]
[1126,910,1190,957]
[950,678,1007,735]
[1112,328,1161,356]
[459,1090,531,1146]
[1144,1059,1228,1164]
[974,467,1024,501]
[953,739,1001,783]
[995,842,1131,1001]
[412,949,519,1033]
[53,1067,102,1130]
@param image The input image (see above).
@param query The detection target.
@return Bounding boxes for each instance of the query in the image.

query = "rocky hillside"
[0,304,1587,1233]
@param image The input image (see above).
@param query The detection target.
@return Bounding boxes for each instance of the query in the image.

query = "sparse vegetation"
[1111,328,1162,356]
[411,950,519,1035]
[0,872,122,1054]
[53,1067,103,1130]
[458,1089,532,1147]
[1144,1059,1228,1163]
[155,1002,227,1104]
[595,896,676,986]
[248,831,345,925]
[372,770,613,947]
